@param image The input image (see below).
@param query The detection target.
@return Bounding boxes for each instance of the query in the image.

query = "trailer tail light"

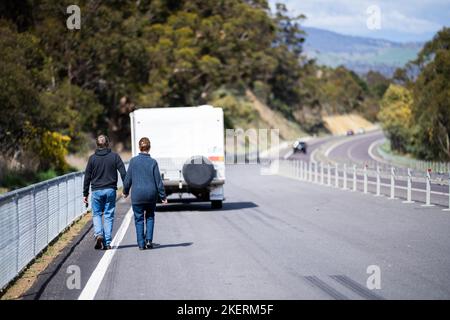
[208,156,224,162]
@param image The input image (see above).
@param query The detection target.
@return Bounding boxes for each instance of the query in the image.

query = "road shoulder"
[19,199,131,300]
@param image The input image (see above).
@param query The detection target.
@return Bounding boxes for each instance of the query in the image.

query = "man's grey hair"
[96,135,109,148]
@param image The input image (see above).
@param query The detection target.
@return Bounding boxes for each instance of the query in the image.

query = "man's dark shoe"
[104,245,112,250]
[145,240,153,249]
[94,235,104,250]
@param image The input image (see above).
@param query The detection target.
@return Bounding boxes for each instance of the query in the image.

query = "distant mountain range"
[302,27,424,77]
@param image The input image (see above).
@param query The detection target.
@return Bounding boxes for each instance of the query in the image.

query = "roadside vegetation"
[0,1,446,193]
[379,28,450,162]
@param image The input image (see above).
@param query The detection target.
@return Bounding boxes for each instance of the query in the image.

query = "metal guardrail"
[0,171,89,291]
[0,163,129,292]
[309,133,450,184]
[273,159,450,211]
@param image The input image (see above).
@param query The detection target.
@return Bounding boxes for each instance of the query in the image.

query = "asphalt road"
[289,137,334,162]
[24,164,450,300]
[327,131,384,163]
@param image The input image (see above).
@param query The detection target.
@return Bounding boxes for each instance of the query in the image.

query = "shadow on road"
[155,201,258,212]
[116,242,193,250]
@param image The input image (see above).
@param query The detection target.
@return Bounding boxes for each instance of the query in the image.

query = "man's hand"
[123,193,129,199]
[83,196,88,204]
[161,198,168,204]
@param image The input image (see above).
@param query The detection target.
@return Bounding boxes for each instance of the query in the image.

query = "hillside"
[245,90,305,141]
[303,27,423,76]
[323,114,377,136]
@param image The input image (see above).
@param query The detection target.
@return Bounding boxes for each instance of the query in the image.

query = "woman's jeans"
[91,188,116,246]
[132,203,156,248]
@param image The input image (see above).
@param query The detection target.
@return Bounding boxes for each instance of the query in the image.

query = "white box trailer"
[129,105,225,208]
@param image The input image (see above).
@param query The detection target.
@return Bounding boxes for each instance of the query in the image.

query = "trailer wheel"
[211,200,222,209]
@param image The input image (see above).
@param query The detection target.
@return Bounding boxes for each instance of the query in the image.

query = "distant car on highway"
[346,129,354,136]
[356,128,365,135]
[293,141,307,154]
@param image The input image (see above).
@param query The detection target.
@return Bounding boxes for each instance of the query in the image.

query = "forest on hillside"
[0,0,448,191]
[380,28,450,162]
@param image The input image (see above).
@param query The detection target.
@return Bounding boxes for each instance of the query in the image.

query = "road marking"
[368,138,389,164]
[346,141,361,163]
[286,136,334,161]
[324,131,383,158]
[261,141,290,159]
[283,149,294,159]
[324,138,349,158]
[310,148,321,163]
[78,208,133,300]
[347,136,383,163]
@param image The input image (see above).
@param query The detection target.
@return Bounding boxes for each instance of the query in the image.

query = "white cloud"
[269,0,448,42]
[383,10,441,33]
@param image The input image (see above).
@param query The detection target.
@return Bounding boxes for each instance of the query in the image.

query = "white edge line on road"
[78,208,133,300]
[368,138,389,164]
[283,149,294,159]
[346,142,359,163]
[324,131,383,158]
[310,148,320,163]
[323,138,349,157]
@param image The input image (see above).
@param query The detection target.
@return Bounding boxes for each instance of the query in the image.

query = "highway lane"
[25,164,450,299]
[327,131,384,164]
[288,136,337,162]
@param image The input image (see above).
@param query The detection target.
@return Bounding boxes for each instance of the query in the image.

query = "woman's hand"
[161,198,168,204]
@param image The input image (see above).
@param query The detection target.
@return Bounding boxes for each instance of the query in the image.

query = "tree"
[365,71,389,99]
[267,3,306,115]
[378,28,450,161]
[0,21,44,157]
[378,84,413,153]
[0,14,105,168]
[411,27,450,160]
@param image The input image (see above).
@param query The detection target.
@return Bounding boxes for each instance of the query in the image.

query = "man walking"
[83,135,127,250]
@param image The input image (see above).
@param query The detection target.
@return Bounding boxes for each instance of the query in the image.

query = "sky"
[268,0,450,43]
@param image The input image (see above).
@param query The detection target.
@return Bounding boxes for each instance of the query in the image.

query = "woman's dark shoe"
[139,246,146,250]
[94,235,104,250]
[145,240,153,249]
[104,245,112,250]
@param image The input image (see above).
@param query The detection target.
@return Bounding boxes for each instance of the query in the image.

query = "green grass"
[378,140,449,173]
[1,168,63,193]
[36,169,58,181]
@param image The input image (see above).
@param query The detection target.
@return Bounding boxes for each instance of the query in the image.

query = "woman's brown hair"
[139,137,151,152]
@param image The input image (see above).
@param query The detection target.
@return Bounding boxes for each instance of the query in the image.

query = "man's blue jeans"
[91,188,116,246]
[132,203,156,248]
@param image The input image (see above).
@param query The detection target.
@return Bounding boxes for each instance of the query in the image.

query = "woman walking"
[123,137,168,250]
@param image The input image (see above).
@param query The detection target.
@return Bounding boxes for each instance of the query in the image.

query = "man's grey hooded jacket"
[83,148,126,197]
